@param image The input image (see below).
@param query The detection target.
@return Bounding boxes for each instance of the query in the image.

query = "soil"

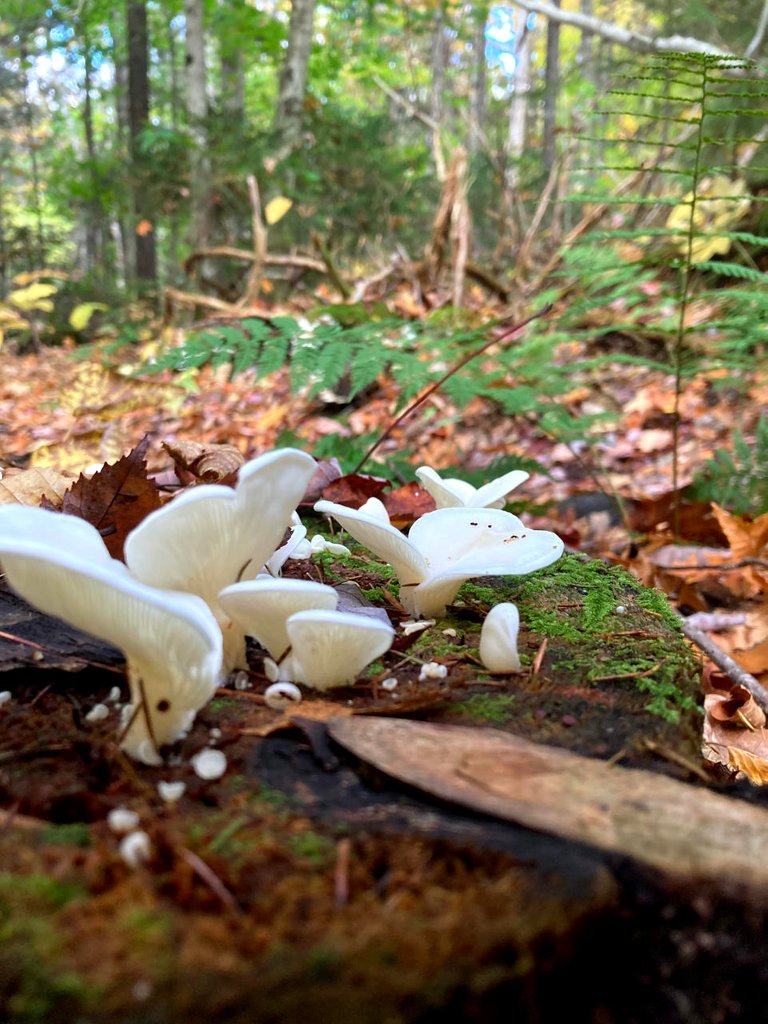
[1,535,766,1024]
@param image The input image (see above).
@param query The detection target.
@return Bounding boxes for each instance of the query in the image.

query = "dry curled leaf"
[161,439,244,485]
[704,685,766,728]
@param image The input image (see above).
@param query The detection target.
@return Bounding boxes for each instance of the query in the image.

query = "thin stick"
[679,613,768,712]
[351,304,552,473]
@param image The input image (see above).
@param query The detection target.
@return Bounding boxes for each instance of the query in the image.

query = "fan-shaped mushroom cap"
[314,500,563,617]
[415,466,529,509]
[218,578,338,659]
[285,609,394,692]
[0,506,222,765]
[125,448,316,670]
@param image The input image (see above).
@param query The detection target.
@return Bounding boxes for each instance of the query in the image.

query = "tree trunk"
[126,0,157,287]
[274,0,317,154]
[505,10,531,193]
[184,0,211,254]
[542,0,560,172]
[81,23,103,278]
[468,6,487,156]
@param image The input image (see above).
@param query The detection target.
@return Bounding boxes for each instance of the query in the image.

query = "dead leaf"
[161,439,243,485]
[724,746,768,786]
[321,473,390,508]
[328,716,768,892]
[55,435,162,559]
[383,482,436,528]
[712,504,768,560]
[704,686,766,728]
[301,458,343,504]
[0,467,75,506]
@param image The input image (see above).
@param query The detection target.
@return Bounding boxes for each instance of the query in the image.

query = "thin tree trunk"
[19,44,44,269]
[126,0,157,287]
[505,11,531,193]
[81,24,103,276]
[185,0,211,253]
[274,0,317,154]
[542,0,560,173]
[114,55,135,284]
[469,6,487,156]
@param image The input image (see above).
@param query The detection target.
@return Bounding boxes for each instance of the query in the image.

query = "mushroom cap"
[479,602,522,673]
[286,609,394,692]
[313,499,428,586]
[415,466,529,509]
[125,448,317,610]
[218,578,338,658]
[0,509,223,764]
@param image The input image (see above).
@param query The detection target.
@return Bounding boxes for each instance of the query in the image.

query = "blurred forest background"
[0,0,766,521]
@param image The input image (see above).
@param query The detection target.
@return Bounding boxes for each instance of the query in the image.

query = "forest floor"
[1,308,768,1022]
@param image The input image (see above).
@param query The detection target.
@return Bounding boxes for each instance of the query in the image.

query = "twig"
[311,231,351,299]
[678,613,768,712]
[179,846,242,915]
[351,304,552,473]
[591,662,661,683]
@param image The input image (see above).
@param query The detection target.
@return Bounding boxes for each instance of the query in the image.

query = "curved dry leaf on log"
[328,716,768,895]
[161,439,244,485]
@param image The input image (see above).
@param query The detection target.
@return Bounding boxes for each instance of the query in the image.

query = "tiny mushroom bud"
[191,747,228,780]
[107,807,141,834]
[284,609,395,692]
[479,602,522,673]
[157,780,186,803]
[419,662,448,682]
[314,501,563,618]
[119,830,152,868]
[0,691,11,707]
[85,703,110,723]
[415,466,529,509]
[124,448,317,672]
[264,681,302,710]
[218,578,338,660]
[0,505,224,766]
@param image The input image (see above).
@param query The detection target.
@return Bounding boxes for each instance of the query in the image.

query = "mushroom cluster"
[0,448,562,766]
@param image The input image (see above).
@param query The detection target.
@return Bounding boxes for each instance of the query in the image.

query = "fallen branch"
[679,613,768,713]
[183,248,326,275]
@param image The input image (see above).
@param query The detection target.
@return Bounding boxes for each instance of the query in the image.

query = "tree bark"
[185,0,211,254]
[126,0,157,287]
[542,0,560,173]
[274,0,317,154]
[468,6,487,156]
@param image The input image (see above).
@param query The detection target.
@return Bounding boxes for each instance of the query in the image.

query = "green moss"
[0,874,98,1023]
[208,814,250,855]
[39,822,92,848]
[452,693,517,723]
[286,830,335,865]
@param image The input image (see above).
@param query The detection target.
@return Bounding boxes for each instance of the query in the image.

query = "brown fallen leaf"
[704,685,766,728]
[724,746,768,786]
[383,482,436,528]
[0,467,75,506]
[161,438,243,485]
[50,435,162,559]
[321,472,389,508]
[328,717,768,894]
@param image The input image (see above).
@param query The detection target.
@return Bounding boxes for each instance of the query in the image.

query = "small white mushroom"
[0,691,12,707]
[284,610,395,692]
[415,466,530,509]
[85,703,110,723]
[314,500,563,617]
[119,829,152,868]
[191,747,228,780]
[218,578,338,660]
[157,780,186,803]
[479,602,522,673]
[419,662,448,682]
[107,807,141,834]
[0,506,224,766]
[124,448,317,672]
[264,681,302,710]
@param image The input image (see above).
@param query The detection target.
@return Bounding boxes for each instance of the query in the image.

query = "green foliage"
[691,416,768,515]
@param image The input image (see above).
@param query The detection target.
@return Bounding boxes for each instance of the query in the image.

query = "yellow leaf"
[666,175,751,261]
[69,302,108,332]
[9,282,58,312]
[264,196,293,226]
[727,746,768,786]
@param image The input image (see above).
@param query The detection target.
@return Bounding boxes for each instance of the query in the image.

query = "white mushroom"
[124,447,316,672]
[314,500,563,617]
[0,505,223,766]
[479,602,522,673]
[283,609,394,692]
[415,466,530,509]
[218,578,338,659]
